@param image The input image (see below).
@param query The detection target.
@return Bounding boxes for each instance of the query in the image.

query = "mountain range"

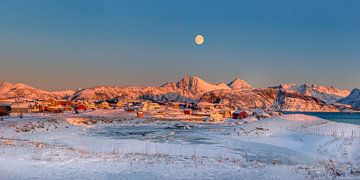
[0,76,359,112]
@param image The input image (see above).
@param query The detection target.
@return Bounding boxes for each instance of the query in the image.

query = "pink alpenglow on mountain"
[227,78,252,90]
[0,81,74,101]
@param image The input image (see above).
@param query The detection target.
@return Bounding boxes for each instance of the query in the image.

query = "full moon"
[195,34,205,45]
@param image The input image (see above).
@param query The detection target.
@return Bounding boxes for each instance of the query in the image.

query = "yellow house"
[219,110,232,118]
[141,102,160,111]
[116,101,125,107]
[86,102,96,109]
[97,102,110,109]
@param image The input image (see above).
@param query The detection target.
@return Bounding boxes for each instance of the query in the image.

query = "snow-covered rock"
[201,88,341,112]
[337,88,360,109]
[275,90,340,112]
[0,81,73,100]
[173,76,231,97]
[227,78,252,90]
[71,76,231,101]
[275,83,350,104]
[200,88,278,109]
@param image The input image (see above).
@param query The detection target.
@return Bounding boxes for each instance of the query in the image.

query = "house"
[210,112,223,119]
[31,102,40,113]
[77,103,87,111]
[137,111,144,118]
[116,101,125,107]
[0,104,11,116]
[47,105,65,113]
[63,102,73,111]
[85,102,96,110]
[232,110,249,119]
[141,102,161,111]
[196,102,215,111]
[172,102,181,109]
[99,101,110,109]
[183,109,193,115]
[11,103,32,114]
[219,110,232,118]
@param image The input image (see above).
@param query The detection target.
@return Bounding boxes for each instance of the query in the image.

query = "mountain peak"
[277,83,350,104]
[337,88,360,109]
[227,78,252,89]
[175,76,231,96]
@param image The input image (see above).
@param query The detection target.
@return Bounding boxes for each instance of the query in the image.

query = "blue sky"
[0,0,359,90]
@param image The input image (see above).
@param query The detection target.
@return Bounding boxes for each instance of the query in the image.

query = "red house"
[184,109,193,115]
[232,110,249,119]
[77,104,87,111]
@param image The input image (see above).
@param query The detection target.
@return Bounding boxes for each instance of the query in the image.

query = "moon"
[195,34,205,45]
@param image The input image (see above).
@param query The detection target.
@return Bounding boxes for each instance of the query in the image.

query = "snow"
[279,83,350,104]
[0,81,74,100]
[338,88,360,109]
[0,112,360,179]
[227,78,252,89]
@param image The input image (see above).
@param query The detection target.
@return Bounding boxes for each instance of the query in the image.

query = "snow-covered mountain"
[0,78,357,112]
[71,76,231,101]
[227,78,252,90]
[274,83,350,104]
[337,88,360,109]
[275,90,339,112]
[163,76,231,97]
[200,88,340,112]
[70,86,164,101]
[0,81,73,101]
[201,88,277,110]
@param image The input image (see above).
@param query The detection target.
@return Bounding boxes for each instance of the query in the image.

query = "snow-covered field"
[0,111,360,179]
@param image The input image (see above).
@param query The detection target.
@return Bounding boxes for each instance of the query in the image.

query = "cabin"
[172,102,181,109]
[85,102,96,110]
[30,103,40,113]
[11,103,32,114]
[210,112,223,119]
[77,104,87,111]
[0,104,11,116]
[232,110,249,119]
[219,110,232,118]
[137,111,144,118]
[196,102,215,111]
[99,101,110,109]
[47,105,65,113]
[116,101,125,107]
[63,102,73,111]
[141,102,161,111]
[183,109,193,115]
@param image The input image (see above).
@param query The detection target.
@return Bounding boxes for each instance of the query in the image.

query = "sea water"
[284,112,360,125]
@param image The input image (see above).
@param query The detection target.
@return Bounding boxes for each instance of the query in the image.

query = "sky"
[0,0,359,91]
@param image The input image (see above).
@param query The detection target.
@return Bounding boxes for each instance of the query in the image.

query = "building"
[232,110,249,119]
[220,110,232,118]
[183,109,193,115]
[137,111,144,118]
[11,103,32,114]
[77,103,87,111]
[99,101,110,109]
[0,104,11,116]
[85,102,96,110]
[116,101,125,107]
[196,102,215,111]
[141,102,161,111]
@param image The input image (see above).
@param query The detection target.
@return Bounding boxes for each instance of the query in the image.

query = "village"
[0,98,282,122]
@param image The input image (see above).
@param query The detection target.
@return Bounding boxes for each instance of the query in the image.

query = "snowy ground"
[0,110,360,179]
